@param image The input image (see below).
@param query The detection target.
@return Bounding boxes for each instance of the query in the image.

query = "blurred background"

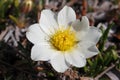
[0,0,120,80]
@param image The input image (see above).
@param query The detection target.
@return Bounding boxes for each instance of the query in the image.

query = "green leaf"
[99,23,114,52]
[87,59,93,66]
[84,66,89,72]
[0,0,5,18]
[104,52,112,66]
[111,49,118,60]
[97,53,104,63]
[9,15,19,25]
[14,0,19,8]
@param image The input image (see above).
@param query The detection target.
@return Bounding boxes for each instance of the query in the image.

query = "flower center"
[50,28,76,51]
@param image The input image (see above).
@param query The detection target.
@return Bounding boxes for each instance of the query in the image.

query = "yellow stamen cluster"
[50,28,76,51]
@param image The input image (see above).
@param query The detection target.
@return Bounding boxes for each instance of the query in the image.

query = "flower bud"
[20,0,33,13]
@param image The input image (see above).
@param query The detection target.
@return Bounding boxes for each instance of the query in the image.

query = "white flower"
[26,6,102,72]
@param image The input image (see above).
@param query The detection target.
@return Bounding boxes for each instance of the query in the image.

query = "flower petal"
[78,41,99,58]
[81,27,102,44]
[39,9,58,34]
[83,46,99,58]
[26,24,46,44]
[50,53,69,72]
[71,16,90,39]
[65,50,86,67]
[72,16,89,32]
[31,44,57,61]
[58,6,76,28]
